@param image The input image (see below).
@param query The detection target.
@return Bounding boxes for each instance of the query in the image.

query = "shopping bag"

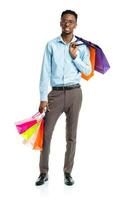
[22,129,38,146]
[75,35,110,78]
[15,118,37,134]
[95,47,110,74]
[81,46,96,80]
[22,118,44,151]
[21,122,39,140]
[15,112,45,150]
[33,118,44,150]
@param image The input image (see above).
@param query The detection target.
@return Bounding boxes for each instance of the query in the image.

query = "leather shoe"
[64,172,74,186]
[35,173,48,186]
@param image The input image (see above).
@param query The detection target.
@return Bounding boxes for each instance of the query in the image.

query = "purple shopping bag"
[95,47,110,74]
[75,36,110,74]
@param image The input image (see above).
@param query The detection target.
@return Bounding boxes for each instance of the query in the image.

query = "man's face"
[60,14,77,35]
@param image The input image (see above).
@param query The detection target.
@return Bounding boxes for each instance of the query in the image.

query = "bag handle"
[75,35,100,49]
[32,112,45,120]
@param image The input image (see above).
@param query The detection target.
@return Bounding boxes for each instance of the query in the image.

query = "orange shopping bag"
[33,118,44,150]
[81,46,96,80]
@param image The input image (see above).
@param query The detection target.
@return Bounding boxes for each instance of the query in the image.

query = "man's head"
[60,10,78,35]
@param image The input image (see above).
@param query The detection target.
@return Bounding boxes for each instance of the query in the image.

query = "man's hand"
[69,42,78,59]
[39,101,49,113]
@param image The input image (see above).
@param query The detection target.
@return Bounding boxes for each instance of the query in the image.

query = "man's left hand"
[69,42,78,59]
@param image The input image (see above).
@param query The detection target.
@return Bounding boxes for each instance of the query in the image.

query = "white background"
[0,0,120,199]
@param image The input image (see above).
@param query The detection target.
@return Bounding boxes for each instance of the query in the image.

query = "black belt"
[52,84,80,90]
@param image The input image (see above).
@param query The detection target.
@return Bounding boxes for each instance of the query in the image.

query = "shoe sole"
[64,182,74,186]
[64,180,74,186]
[65,183,74,186]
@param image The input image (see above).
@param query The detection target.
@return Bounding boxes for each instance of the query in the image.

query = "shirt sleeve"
[72,45,92,75]
[39,42,52,101]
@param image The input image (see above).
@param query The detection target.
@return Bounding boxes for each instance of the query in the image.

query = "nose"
[65,22,69,27]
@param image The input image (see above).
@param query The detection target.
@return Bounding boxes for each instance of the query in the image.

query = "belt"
[52,84,80,90]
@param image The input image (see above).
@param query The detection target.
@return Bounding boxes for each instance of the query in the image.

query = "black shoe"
[35,173,48,186]
[64,172,74,186]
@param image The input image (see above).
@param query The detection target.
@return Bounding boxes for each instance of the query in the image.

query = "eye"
[61,20,75,25]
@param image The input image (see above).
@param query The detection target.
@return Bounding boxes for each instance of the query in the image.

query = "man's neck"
[61,33,74,44]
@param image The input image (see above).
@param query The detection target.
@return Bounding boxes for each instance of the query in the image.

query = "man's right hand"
[39,101,48,113]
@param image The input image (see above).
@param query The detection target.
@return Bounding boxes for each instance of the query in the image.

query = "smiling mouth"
[64,28,70,31]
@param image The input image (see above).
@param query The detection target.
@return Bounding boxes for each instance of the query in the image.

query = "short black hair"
[61,10,78,21]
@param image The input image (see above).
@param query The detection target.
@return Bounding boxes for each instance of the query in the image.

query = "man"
[35,10,92,186]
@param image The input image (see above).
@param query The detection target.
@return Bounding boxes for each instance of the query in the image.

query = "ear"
[73,23,77,30]
[75,23,77,29]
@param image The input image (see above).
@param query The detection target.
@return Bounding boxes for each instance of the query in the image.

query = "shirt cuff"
[40,93,48,102]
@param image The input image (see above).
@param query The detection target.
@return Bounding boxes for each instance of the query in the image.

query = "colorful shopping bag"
[75,35,110,78]
[15,112,45,150]
[23,129,38,146]
[33,118,44,150]
[21,123,39,140]
[22,118,44,151]
[15,117,37,134]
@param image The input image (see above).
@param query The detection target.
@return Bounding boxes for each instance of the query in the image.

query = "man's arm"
[69,43,92,75]
[39,42,52,113]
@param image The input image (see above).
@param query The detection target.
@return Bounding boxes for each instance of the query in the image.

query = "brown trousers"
[39,86,82,174]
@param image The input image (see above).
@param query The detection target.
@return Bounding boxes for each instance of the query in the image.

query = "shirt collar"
[57,35,77,44]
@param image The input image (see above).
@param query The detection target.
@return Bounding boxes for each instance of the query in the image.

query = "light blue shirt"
[39,35,92,101]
